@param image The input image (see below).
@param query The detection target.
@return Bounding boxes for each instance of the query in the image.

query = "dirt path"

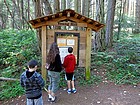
[1,68,140,105]
[1,82,140,105]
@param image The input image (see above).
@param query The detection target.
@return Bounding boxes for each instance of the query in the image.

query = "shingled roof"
[29,9,105,32]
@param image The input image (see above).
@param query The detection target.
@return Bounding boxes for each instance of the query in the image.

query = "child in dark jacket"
[63,47,77,94]
[46,42,62,102]
[20,60,45,105]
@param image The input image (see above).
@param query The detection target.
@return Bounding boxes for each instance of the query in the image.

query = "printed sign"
[57,38,66,46]
[59,47,69,63]
[58,22,77,26]
[67,39,75,45]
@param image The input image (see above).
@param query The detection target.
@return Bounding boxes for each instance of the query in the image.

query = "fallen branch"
[0,77,19,81]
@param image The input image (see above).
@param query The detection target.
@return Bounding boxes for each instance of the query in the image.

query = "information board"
[57,36,78,64]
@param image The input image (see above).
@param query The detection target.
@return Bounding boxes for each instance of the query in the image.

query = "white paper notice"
[57,38,66,44]
[59,47,69,63]
[67,39,75,45]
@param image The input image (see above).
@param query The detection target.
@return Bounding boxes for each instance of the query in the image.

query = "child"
[46,42,62,102]
[20,60,45,105]
[63,47,77,94]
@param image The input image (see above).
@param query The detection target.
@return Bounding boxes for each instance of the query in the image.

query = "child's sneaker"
[51,96,56,102]
[67,89,71,94]
[72,89,77,93]
[48,98,51,102]
[48,94,52,102]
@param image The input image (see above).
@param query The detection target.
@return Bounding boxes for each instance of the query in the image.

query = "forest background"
[0,0,140,101]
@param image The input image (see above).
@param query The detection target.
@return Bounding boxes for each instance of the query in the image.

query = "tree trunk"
[27,0,30,23]
[61,0,66,10]
[43,0,53,15]
[94,0,105,51]
[54,0,60,13]
[82,0,86,15]
[117,0,126,40]
[135,0,140,33]
[54,0,60,29]
[34,0,42,51]
[0,1,7,29]
[105,0,116,48]
[21,0,24,29]
[74,0,78,12]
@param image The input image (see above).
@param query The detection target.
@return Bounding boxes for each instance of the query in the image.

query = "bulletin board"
[55,32,79,65]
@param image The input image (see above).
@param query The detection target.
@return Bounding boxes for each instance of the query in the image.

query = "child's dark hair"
[28,60,38,68]
[68,47,73,53]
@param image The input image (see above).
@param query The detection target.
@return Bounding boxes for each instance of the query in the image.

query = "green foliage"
[107,37,140,85]
[58,68,102,88]
[0,29,40,68]
[0,81,24,100]
[59,71,67,87]
[92,34,140,85]
[78,75,102,86]
[115,38,140,63]
[0,29,40,100]
[75,68,102,86]
[114,14,135,29]
[91,52,114,67]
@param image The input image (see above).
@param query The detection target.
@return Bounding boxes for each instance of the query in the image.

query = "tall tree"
[34,0,41,18]
[53,0,60,29]
[74,0,78,12]
[42,0,53,15]
[61,0,66,10]
[54,0,60,13]
[135,0,140,33]
[0,0,7,29]
[105,0,116,48]
[66,0,74,9]
[34,0,42,51]
[94,0,105,51]
[21,0,24,28]
[117,0,126,40]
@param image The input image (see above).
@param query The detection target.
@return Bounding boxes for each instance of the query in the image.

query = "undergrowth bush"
[0,81,24,100]
[0,29,40,69]
[92,35,140,85]
[0,29,40,101]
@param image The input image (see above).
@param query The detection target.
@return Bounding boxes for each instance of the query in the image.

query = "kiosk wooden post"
[41,26,47,80]
[85,28,92,80]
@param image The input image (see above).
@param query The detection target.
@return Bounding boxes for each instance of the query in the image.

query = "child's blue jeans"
[26,96,43,105]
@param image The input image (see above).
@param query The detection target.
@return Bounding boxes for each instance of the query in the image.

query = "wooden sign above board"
[58,22,77,26]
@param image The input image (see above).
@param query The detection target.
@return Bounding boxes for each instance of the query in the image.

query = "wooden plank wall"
[46,29,86,67]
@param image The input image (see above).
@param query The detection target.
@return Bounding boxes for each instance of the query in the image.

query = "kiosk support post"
[41,26,47,80]
[85,28,92,80]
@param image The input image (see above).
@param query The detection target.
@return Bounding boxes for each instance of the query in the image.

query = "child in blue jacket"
[20,60,45,105]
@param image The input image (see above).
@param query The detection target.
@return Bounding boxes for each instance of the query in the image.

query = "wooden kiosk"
[29,9,104,80]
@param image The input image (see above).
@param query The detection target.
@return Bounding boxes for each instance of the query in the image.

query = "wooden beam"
[41,26,47,80]
[87,19,92,23]
[32,20,87,29]
[52,15,55,19]
[80,16,86,21]
[59,13,63,17]
[85,28,92,80]
[74,14,79,18]
[32,16,68,28]
[44,17,48,20]
[36,19,41,23]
